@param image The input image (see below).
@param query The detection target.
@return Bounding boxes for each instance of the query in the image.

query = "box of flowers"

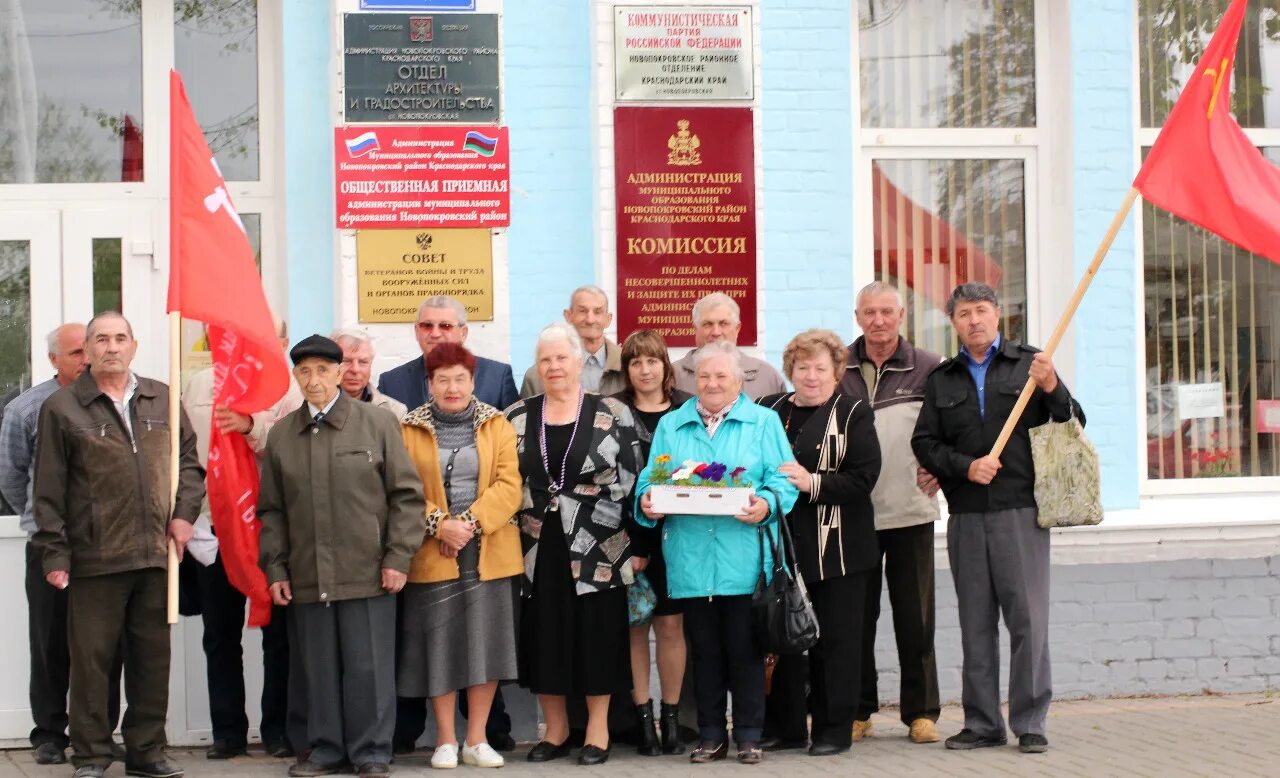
[646,455,754,516]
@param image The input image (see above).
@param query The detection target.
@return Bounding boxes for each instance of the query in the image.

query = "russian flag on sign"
[462,130,498,157]
[345,131,380,158]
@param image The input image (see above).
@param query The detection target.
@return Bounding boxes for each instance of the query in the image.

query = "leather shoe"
[34,742,67,765]
[124,760,184,778]
[487,731,516,752]
[808,741,849,757]
[526,740,572,762]
[73,767,105,778]
[577,744,610,766]
[759,736,806,752]
[288,759,348,777]
[689,741,727,763]
[264,739,296,759]
[1019,733,1049,753]
[944,729,1007,750]
[358,762,391,777]
[206,740,248,759]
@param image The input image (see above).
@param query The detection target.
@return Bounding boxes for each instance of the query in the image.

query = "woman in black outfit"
[505,323,644,767]
[758,328,882,756]
[611,329,692,756]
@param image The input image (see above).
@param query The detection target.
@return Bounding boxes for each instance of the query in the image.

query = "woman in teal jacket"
[637,342,798,765]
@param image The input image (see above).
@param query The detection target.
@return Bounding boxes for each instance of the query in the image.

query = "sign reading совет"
[334,125,510,229]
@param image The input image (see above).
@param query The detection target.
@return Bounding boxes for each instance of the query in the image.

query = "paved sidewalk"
[1,693,1277,777]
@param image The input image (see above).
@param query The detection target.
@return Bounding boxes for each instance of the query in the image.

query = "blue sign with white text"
[359,0,476,9]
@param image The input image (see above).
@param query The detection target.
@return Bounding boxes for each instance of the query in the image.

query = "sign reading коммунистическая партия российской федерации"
[615,6,753,101]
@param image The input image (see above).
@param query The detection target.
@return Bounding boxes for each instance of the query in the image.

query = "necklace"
[539,390,585,509]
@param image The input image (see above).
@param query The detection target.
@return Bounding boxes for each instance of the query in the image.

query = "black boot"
[660,702,685,755]
[635,701,662,756]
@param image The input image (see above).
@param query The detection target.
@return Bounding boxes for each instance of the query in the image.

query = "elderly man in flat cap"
[258,335,426,778]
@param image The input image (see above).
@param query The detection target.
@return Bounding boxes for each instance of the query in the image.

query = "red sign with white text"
[334,125,509,229]
[614,107,756,347]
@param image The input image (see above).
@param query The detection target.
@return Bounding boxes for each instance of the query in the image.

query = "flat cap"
[289,334,343,365]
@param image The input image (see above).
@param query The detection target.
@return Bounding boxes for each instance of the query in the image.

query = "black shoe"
[206,740,248,760]
[944,729,1008,750]
[759,736,807,752]
[358,762,391,777]
[289,759,347,777]
[1019,733,1049,753]
[73,767,106,778]
[487,730,516,752]
[659,702,684,755]
[34,742,68,765]
[264,739,296,759]
[635,701,662,756]
[578,744,610,766]
[808,741,849,757]
[526,739,572,763]
[124,760,185,778]
[689,741,727,764]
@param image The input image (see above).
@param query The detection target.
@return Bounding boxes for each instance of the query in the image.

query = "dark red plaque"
[614,107,756,347]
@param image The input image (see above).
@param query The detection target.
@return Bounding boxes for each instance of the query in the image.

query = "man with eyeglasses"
[377,296,518,412]
[376,295,520,754]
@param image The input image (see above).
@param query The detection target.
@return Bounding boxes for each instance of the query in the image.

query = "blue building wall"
[503,2,596,372]
[281,0,335,341]
[759,1,855,365]
[1071,0,1140,509]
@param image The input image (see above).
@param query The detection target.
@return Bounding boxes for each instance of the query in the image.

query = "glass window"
[0,241,32,398]
[858,0,1037,128]
[175,0,260,181]
[1139,0,1280,129]
[1143,147,1280,479]
[92,237,122,314]
[871,159,1027,356]
[0,0,144,184]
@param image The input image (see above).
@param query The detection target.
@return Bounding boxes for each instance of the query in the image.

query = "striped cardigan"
[758,392,882,581]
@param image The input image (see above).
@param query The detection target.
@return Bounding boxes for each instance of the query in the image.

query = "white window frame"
[850,0,1074,384]
[1133,1,1280,496]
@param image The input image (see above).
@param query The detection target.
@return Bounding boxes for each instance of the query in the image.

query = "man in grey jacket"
[0,324,124,766]
[259,335,426,778]
[839,283,943,746]
[673,292,785,399]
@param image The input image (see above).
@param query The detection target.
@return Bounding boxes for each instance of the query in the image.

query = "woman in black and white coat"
[757,328,882,757]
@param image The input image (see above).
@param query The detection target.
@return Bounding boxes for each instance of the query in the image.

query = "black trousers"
[25,542,123,749]
[392,590,512,748]
[762,571,870,748]
[856,522,941,724]
[683,595,765,745]
[68,569,169,768]
[194,553,303,749]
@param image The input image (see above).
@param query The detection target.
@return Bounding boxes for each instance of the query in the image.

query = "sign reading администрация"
[615,6,753,101]
[344,13,499,123]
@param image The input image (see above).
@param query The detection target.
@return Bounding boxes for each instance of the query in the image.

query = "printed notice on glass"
[1176,382,1226,421]
[356,228,493,323]
[615,6,753,101]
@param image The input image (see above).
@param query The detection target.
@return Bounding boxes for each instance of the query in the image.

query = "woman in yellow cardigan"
[398,343,523,770]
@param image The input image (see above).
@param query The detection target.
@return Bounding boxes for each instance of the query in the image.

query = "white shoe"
[461,741,505,768]
[431,742,459,769]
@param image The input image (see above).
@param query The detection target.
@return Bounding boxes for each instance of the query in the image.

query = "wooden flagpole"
[167,311,181,624]
[989,187,1141,459]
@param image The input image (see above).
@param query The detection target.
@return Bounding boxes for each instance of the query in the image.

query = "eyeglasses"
[416,321,458,332]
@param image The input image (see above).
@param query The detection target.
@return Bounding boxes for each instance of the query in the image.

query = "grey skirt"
[397,542,520,699]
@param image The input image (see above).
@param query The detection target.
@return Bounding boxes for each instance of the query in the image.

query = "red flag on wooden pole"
[168,69,288,627]
[1133,0,1280,263]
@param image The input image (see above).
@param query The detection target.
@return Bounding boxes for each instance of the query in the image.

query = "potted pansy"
[647,454,754,515]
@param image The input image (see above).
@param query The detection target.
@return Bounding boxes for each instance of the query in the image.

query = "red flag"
[1133,0,1280,263]
[168,69,288,627]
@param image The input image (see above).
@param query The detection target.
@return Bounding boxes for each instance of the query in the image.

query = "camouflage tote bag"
[1030,416,1104,529]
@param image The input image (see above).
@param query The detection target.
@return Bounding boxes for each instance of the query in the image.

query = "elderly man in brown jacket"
[33,311,205,778]
[259,335,426,778]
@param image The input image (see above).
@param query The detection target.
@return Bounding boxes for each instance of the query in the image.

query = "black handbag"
[750,516,820,655]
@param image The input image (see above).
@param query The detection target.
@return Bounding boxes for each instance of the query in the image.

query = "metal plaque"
[343,13,499,123]
[615,6,753,101]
